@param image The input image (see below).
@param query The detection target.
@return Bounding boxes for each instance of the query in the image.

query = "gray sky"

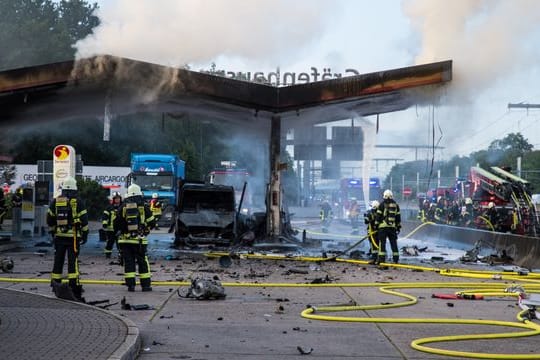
[78,0,540,176]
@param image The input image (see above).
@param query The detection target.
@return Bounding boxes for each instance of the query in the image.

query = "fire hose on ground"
[1,220,540,358]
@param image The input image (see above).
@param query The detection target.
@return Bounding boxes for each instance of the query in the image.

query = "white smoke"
[76,0,333,68]
[403,0,540,101]
[401,0,540,156]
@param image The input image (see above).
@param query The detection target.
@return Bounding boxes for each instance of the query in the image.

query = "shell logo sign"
[54,145,70,160]
[53,145,76,197]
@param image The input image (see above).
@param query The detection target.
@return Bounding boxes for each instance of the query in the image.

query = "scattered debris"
[297,346,313,355]
[401,245,428,256]
[121,297,131,310]
[160,315,174,319]
[178,278,226,300]
[287,268,309,275]
[97,302,118,309]
[310,275,332,284]
[219,255,232,268]
[152,340,165,345]
[1,257,14,272]
[86,299,110,306]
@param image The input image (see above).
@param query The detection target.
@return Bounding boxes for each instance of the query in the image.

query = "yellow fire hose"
[1,220,540,358]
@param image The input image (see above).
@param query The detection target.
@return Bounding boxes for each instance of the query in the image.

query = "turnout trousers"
[119,243,151,289]
[51,238,81,292]
[377,227,399,264]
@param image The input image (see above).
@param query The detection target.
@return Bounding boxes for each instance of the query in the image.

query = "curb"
[3,288,141,360]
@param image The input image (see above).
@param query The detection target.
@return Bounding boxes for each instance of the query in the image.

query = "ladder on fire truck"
[490,166,540,237]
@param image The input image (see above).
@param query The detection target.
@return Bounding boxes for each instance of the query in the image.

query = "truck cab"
[128,153,185,226]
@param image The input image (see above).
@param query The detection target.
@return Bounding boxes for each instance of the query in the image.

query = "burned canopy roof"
[0,55,452,127]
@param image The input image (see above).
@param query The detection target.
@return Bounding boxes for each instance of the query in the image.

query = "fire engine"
[468,166,539,236]
[208,162,252,215]
[336,177,381,221]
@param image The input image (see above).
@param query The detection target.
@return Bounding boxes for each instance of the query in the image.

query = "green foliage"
[0,0,99,70]
[0,165,16,185]
[76,177,108,220]
[386,132,539,194]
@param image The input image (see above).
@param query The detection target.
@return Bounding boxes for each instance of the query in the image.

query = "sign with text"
[53,145,76,197]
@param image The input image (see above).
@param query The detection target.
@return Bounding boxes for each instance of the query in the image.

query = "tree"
[76,177,108,220]
[0,0,99,71]
[0,165,16,185]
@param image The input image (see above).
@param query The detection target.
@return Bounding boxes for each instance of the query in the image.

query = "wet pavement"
[0,213,539,359]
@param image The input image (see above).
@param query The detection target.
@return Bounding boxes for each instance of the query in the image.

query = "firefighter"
[417,199,430,223]
[46,176,88,301]
[319,199,333,233]
[102,192,122,260]
[114,184,155,292]
[149,193,162,230]
[434,196,447,224]
[485,202,500,231]
[349,198,360,234]
[11,187,22,208]
[364,200,379,263]
[375,189,401,265]
[460,206,473,227]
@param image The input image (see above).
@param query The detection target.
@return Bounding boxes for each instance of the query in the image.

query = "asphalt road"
[1,215,539,359]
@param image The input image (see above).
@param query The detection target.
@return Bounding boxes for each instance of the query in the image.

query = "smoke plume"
[404,0,540,101]
[401,0,540,156]
[76,0,332,68]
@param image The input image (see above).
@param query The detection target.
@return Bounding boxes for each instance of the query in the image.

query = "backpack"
[56,196,76,232]
[383,201,398,227]
[123,202,144,235]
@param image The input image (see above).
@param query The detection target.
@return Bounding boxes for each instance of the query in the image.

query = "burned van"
[174,182,237,247]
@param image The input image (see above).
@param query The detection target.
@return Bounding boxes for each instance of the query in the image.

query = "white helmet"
[62,176,77,190]
[383,189,393,199]
[152,193,158,199]
[371,200,380,209]
[488,202,495,209]
[126,184,143,198]
[465,197,473,205]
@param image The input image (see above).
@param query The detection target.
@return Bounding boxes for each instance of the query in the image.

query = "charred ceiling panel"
[0,56,452,128]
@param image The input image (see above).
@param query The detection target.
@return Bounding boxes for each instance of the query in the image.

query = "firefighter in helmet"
[46,176,88,301]
[485,201,500,231]
[375,189,401,265]
[149,193,162,230]
[319,199,333,233]
[364,200,380,263]
[102,192,123,260]
[114,184,155,292]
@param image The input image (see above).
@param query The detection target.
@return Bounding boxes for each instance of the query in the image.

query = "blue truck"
[128,153,186,225]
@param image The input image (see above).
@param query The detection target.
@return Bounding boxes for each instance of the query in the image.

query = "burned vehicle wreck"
[173,182,238,247]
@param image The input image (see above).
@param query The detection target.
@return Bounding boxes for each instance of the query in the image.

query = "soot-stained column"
[268,114,281,238]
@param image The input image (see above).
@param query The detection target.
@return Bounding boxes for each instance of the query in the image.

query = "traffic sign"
[403,187,412,196]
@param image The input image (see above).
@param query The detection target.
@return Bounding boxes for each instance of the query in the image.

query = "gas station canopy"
[0,55,451,128]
